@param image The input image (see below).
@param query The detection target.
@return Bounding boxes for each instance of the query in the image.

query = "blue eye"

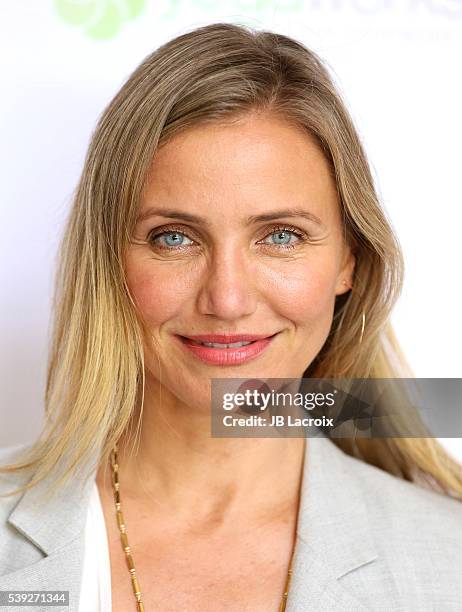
[163,232,192,247]
[149,230,194,249]
[260,227,306,250]
[266,230,297,246]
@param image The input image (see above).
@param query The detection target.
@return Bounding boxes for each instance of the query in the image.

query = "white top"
[79,479,112,611]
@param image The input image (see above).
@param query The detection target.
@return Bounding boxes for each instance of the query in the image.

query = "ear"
[335,247,356,296]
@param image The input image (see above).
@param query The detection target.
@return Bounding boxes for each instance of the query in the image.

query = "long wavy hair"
[2,22,461,503]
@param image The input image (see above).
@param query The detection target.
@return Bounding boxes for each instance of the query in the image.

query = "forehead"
[141,114,340,226]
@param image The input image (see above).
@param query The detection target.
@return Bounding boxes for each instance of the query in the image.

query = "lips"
[180,333,277,344]
[176,332,280,366]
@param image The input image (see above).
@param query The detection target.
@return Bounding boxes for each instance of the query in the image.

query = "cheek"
[261,259,338,324]
[125,256,192,326]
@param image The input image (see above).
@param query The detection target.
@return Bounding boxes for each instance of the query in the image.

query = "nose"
[196,244,259,320]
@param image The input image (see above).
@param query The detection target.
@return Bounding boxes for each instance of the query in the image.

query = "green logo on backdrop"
[54,0,307,40]
[54,0,147,40]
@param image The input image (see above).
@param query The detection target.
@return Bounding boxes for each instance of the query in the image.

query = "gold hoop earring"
[359,310,366,345]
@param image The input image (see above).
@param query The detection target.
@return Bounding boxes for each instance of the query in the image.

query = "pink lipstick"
[176,333,279,366]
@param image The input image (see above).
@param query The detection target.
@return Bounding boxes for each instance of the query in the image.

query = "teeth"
[198,341,253,348]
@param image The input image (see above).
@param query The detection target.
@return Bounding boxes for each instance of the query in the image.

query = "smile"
[176,333,280,366]
[190,340,253,348]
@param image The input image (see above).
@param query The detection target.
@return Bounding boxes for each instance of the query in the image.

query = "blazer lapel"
[286,435,379,611]
[0,447,99,612]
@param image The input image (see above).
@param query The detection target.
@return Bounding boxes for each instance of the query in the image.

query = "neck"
[97,386,307,535]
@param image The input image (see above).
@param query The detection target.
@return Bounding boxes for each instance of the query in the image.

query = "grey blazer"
[1,436,462,612]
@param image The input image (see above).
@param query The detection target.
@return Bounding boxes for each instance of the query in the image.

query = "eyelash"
[146,224,308,252]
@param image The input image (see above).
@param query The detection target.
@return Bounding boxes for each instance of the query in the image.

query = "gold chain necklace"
[110,443,295,612]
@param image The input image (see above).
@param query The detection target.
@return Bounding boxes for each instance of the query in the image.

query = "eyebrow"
[137,207,325,227]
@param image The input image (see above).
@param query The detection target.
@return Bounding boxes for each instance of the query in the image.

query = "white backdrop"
[1,1,461,460]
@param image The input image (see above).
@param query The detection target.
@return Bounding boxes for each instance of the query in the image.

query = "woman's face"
[126,112,355,409]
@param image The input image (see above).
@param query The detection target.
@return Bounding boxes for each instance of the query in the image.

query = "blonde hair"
[2,22,461,503]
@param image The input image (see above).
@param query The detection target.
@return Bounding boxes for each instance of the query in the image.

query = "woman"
[1,22,462,612]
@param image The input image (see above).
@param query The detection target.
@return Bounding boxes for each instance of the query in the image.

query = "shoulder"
[0,442,35,493]
[348,449,462,520]
[346,450,462,559]
[0,442,33,463]
[0,442,36,521]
